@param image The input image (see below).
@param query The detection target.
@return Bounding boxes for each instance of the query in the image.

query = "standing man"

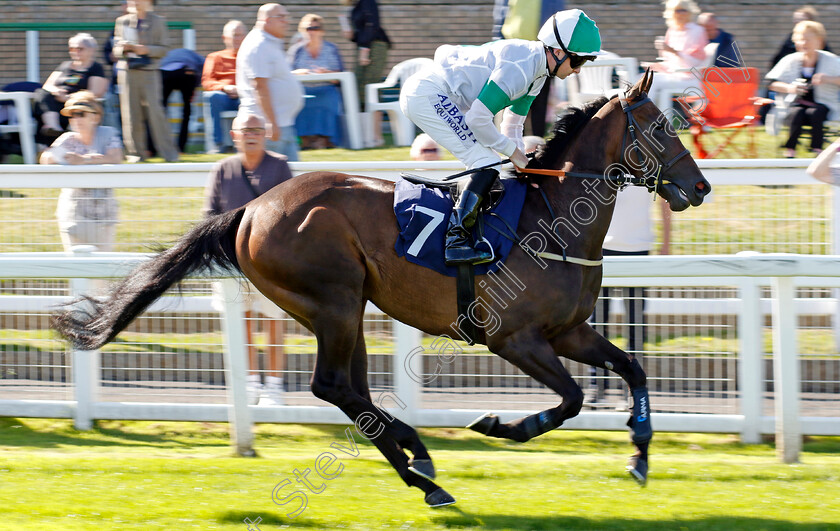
[696,12,738,68]
[204,112,293,405]
[400,9,604,265]
[113,0,179,162]
[202,20,246,153]
[236,3,304,160]
[160,47,204,153]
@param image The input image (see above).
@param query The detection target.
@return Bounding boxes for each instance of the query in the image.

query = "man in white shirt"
[236,3,304,160]
[400,9,604,265]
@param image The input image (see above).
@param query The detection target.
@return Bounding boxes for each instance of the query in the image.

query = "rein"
[497,93,691,268]
[516,94,691,194]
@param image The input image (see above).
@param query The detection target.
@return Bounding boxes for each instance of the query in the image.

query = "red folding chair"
[682,67,765,159]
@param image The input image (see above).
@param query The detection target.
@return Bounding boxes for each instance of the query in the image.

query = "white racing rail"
[0,251,837,462]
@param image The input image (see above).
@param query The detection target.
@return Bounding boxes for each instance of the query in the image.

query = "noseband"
[520,93,691,194]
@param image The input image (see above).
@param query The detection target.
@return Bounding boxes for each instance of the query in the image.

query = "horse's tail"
[52,207,246,351]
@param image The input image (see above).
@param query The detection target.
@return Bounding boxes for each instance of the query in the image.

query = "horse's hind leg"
[469,329,585,443]
[550,322,652,486]
[312,305,454,507]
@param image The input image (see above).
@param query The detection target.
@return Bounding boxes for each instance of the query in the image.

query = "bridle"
[618,93,690,194]
[520,92,691,195]
[485,91,693,268]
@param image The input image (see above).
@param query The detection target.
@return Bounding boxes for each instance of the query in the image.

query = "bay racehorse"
[53,71,710,507]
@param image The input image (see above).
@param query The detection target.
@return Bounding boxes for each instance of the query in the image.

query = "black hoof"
[626,455,648,487]
[425,487,456,508]
[408,458,436,480]
[466,412,499,435]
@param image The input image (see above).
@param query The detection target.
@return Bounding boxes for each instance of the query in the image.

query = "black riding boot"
[444,168,499,265]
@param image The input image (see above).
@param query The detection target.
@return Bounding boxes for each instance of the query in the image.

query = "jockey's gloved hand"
[509,148,529,171]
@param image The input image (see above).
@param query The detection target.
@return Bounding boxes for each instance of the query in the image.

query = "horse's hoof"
[466,412,499,435]
[626,455,648,487]
[425,487,456,508]
[408,458,436,480]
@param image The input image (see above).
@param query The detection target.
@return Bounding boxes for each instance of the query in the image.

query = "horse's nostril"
[696,181,706,190]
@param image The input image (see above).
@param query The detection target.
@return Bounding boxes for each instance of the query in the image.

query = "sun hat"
[59,91,103,117]
[538,9,605,56]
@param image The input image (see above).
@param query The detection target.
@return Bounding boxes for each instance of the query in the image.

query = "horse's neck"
[542,113,622,260]
[543,176,618,260]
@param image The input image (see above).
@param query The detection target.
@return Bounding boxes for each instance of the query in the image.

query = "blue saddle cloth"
[393,177,528,277]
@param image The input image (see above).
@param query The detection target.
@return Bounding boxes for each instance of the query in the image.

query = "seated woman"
[34,33,108,141]
[39,91,123,253]
[766,21,840,157]
[288,13,345,149]
[646,0,708,114]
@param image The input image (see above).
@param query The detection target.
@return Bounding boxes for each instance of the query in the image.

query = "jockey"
[400,9,605,266]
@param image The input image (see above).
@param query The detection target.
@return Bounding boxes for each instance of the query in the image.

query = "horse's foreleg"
[348,317,435,481]
[312,309,453,507]
[550,322,652,485]
[469,331,584,443]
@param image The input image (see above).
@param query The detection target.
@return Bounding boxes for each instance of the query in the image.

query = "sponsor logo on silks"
[637,395,648,423]
[538,410,550,428]
[433,94,477,144]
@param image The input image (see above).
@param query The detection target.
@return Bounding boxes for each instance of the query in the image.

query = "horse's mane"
[532,96,611,170]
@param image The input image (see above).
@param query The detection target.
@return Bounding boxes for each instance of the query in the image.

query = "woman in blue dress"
[288,13,345,149]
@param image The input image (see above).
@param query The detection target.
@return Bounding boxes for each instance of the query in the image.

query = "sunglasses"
[420,148,438,154]
[674,8,689,13]
[69,111,91,118]
[235,127,265,135]
[304,26,322,31]
[548,14,596,73]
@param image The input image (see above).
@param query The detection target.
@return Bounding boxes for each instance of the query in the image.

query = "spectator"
[807,137,840,185]
[646,0,708,114]
[770,5,831,71]
[760,5,831,126]
[409,133,441,161]
[696,12,738,68]
[113,0,179,162]
[237,3,304,161]
[766,21,840,157]
[289,13,345,150]
[34,33,107,141]
[204,112,292,405]
[202,20,246,154]
[160,48,204,153]
[39,91,123,253]
[341,0,391,148]
[103,1,129,132]
[492,0,565,137]
[585,186,671,407]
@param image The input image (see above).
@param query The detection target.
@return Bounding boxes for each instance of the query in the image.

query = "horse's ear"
[627,67,651,99]
[641,67,654,94]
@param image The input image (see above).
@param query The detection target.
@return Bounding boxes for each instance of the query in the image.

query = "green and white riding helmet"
[538,9,606,76]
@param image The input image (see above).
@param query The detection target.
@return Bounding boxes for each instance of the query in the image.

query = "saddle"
[400,172,506,210]
[397,172,512,346]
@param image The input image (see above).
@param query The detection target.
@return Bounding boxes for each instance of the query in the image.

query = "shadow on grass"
[216,510,323,528]
[432,508,836,530]
[0,417,228,449]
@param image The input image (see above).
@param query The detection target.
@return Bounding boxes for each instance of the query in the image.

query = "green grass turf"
[0,418,838,530]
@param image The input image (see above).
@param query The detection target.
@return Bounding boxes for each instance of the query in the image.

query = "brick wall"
[1,1,839,89]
